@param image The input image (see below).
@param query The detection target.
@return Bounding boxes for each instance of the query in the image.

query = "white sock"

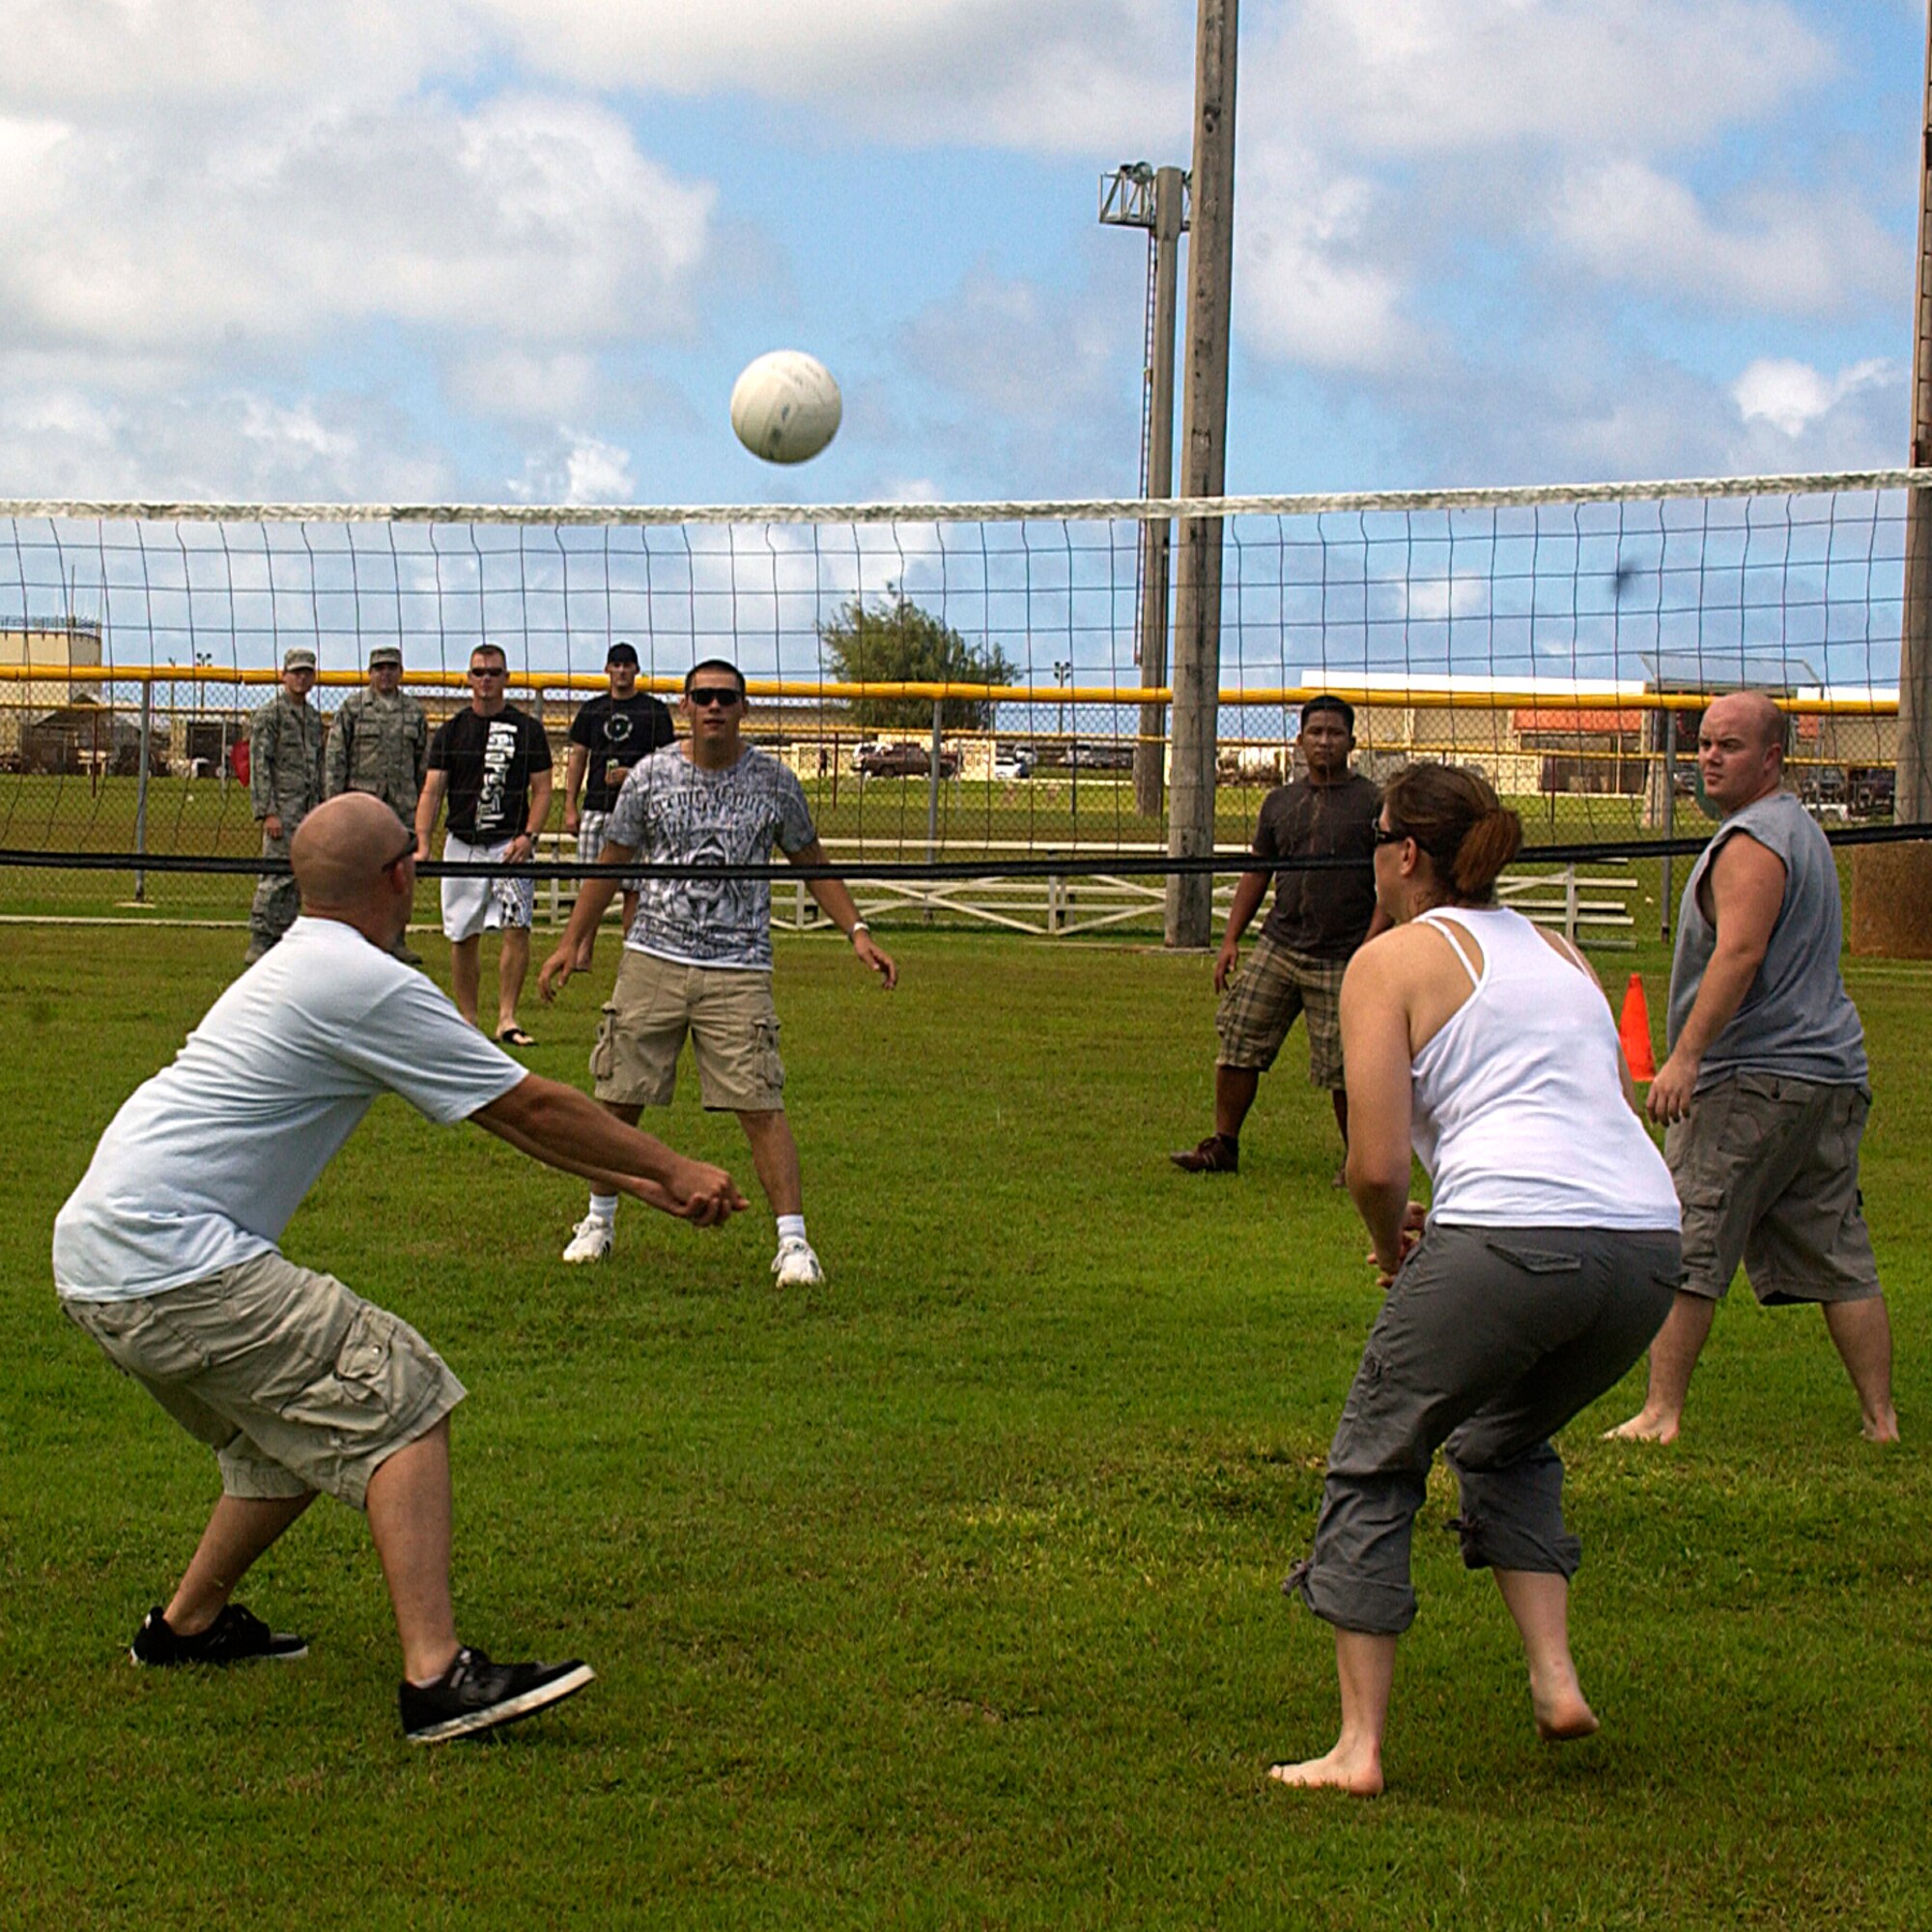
[586,1193,618,1227]
[777,1213,808,1247]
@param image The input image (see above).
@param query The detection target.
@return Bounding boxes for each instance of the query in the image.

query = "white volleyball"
[729,351,842,465]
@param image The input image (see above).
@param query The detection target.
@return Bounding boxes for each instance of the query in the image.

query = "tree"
[818,593,1015,731]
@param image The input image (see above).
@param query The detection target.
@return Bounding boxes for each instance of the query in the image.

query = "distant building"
[1,620,102,756]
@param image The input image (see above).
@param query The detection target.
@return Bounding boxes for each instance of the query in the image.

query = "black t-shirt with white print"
[568,693,676,812]
[428,705,553,840]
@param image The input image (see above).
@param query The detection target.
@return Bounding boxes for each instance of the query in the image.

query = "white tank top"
[1408,906,1680,1230]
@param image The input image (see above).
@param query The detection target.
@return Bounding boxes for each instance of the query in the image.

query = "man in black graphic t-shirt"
[562,641,675,971]
[414,643,553,1046]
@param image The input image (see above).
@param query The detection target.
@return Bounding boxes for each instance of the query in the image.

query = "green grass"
[2,927,1929,1929]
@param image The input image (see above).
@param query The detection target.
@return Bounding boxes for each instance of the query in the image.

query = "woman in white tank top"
[1272,764,1681,1798]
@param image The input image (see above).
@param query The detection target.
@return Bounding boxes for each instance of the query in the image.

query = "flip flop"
[496,1025,537,1048]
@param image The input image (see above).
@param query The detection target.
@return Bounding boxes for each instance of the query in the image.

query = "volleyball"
[729,351,842,465]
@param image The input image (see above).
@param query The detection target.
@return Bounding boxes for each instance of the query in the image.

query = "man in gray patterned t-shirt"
[1608,690,1895,1445]
[537,659,896,1287]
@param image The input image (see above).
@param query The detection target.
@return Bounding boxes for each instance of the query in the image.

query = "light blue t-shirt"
[605,744,816,971]
[1667,789,1866,1092]
[54,918,526,1300]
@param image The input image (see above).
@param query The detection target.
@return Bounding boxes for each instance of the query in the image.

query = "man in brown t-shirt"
[1172,696,1387,1178]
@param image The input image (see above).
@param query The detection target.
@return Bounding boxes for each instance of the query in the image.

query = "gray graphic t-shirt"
[606,744,816,969]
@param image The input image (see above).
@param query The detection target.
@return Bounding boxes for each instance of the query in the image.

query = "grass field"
[3,924,1929,1929]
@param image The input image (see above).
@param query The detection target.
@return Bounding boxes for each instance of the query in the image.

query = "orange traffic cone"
[1618,973,1658,1082]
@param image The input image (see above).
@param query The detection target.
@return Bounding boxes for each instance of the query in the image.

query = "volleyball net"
[1,471,1923,928]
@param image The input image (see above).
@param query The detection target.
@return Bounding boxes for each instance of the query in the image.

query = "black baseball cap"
[606,641,639,667]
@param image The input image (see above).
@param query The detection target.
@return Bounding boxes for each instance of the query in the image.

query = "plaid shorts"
[1215,933,1348,1088]
[577,810,644,895]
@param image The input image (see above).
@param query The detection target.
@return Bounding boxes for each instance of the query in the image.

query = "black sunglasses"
[686,687,742,707]
[469,664,506,677]
[1373,821,1405,846]
[383,838,416,873]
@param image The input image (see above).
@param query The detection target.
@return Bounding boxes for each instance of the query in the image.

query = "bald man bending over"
[1608,691,1896,1444]
[54,794,748,1743]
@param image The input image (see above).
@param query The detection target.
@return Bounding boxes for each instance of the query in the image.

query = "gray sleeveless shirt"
[1666,789,1865,1092]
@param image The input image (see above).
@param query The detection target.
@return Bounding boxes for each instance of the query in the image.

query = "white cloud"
[0,0,467,114]
[0,380,457,500]
[0,95,714,354]
[474,0,1191,152]
[507,430,638,505]
[1259,0,1833,154]
[1237,149,1418,373]
[1732,356,1894,438]
[1548,161,1905,315]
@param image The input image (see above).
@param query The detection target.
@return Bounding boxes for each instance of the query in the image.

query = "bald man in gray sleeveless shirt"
[1609,691,1895,1444]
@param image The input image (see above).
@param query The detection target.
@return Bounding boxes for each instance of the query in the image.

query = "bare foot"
[1532,1690,1601,1743]
[1604,1407,1679,1443]
[1862,1410,1900,1443]
[1267,1747,1383,1797]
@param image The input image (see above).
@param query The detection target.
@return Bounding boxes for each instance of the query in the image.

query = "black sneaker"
[399,1647,595,1744]
[129,1604,309,1666]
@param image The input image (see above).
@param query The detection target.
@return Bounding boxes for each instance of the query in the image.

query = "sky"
[0,0,1922,511]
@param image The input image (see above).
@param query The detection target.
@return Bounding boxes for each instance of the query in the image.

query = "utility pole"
[1165,0,1237,947]
[1850,4,1932,957]
[1100,162,1190,819]
[1901,1,1932,824]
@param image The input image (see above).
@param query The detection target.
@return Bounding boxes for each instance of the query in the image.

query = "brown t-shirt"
[1254,771,1381,958]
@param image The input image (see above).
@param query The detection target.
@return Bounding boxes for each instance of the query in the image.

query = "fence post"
[1564,864,1578,944]
[1660,713,1676,942]
[133,679,153,902]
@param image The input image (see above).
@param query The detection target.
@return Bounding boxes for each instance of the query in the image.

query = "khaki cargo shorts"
[1215,933,1348,1089]
[62,1250,466,1509]
[592,949,785,1112]
[1666,1071,1882,1306]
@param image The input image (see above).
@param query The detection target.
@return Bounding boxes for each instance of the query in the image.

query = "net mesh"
[1,472,1920,930]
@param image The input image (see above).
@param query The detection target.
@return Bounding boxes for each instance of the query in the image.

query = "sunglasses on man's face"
[469,665,506,678]
[686,687,742,707]
[1373,821,1405,846]
[383,838,417,874]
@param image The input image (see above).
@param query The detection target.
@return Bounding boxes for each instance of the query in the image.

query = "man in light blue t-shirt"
[56,794,747,1743]
[1609,691,1895,1445]
[538,658,896,1288]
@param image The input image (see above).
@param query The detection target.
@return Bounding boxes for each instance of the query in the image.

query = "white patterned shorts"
[440,833,535,939]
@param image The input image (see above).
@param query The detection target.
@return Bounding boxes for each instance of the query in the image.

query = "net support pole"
[1135,164,1186,821]
[1166,0,1237,949]
[133,680,153,902]
[1660,708,1677,942]
[926,698,942,867]
[1901,10,1932,825]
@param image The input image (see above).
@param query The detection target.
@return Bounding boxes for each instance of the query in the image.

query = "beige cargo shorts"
[63,1250,466,1509]
[592,949,785,1113]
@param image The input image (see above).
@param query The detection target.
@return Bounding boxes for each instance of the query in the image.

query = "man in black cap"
[562,643,676,970]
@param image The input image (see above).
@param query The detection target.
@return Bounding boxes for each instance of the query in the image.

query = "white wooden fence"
[539,835,1639,947]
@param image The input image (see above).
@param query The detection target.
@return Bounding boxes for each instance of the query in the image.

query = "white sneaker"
[771,1236,824,1288]
[561,1216,613,1264]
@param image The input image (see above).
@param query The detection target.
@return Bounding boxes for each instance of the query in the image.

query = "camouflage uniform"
[247,689,325,955]
[324,686,429,819]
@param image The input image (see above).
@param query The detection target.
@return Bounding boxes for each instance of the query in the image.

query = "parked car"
[991,746,1037,781]
[1065,742,1135,772]
[855,741,961,779]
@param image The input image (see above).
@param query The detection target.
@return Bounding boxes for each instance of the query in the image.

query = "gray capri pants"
[1288,1224,1681,1636]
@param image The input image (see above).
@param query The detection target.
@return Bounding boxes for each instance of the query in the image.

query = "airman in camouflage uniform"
[324,644,429,819]
[324,645,430,964]
[244,647,325,963]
